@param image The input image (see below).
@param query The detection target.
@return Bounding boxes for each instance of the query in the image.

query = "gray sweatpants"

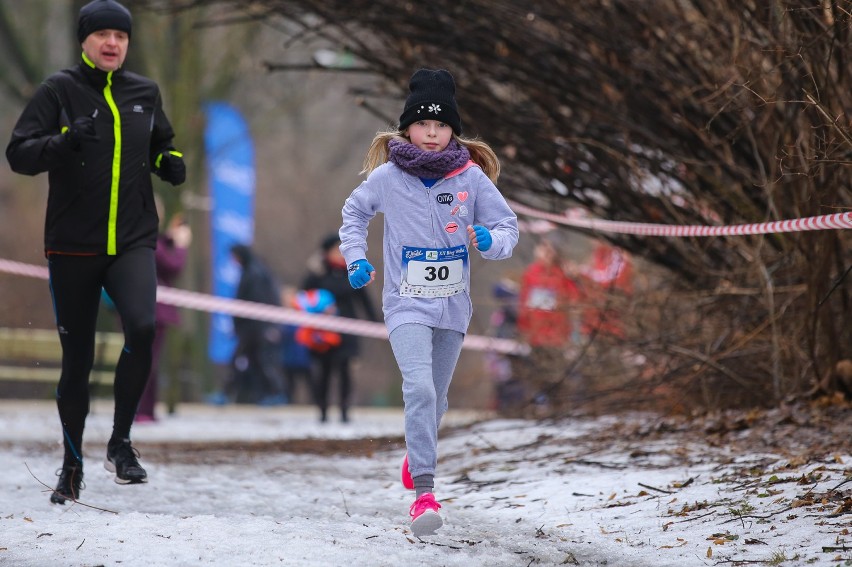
[389,323,464,480]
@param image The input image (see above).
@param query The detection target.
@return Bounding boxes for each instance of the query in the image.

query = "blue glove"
[348,259,375,289]
[471,225,493,252]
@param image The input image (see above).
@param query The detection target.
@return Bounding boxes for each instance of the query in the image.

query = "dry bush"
[146,0,851,407]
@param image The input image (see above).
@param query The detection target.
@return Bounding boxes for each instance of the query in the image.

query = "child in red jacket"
[518,239,581,348]
[517,238,581,411]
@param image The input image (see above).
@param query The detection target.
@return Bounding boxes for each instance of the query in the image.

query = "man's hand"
[156,150,186,186]
[348,259,376,289]
[66,116,99,149]
[468,225,493,252]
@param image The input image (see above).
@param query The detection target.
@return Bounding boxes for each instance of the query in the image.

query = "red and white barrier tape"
[6,203,844,355]
[508,200,852,236]
[0,259,528,356]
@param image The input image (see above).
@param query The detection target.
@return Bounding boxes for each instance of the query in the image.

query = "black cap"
[230,244,251,265]
[78,0,132,44]
[321,233,341,252]
[398,69,462,135]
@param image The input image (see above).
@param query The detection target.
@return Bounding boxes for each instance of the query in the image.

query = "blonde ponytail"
[459,136,501,183]
[361,130,403,176]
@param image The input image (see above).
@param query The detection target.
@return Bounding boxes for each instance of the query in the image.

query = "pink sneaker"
[401,453,414,490]
[409,493,442,537]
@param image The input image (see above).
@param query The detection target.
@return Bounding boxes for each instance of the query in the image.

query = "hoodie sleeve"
[339,169,384,266]
[471,170,519,260]
[6,81,76,176]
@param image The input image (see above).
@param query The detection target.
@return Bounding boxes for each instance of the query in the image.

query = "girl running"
[339,68,519,536]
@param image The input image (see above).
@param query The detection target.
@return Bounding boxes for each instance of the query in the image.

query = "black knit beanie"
[398,69,462,135]
[77,0,132,44]
[320,233,341,252]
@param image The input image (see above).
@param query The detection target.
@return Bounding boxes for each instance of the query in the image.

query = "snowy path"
[1,400,850,566]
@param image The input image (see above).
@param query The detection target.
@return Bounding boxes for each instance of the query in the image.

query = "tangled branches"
[144,0,851,406]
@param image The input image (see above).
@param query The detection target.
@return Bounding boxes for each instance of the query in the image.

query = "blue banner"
[204,102,255,364]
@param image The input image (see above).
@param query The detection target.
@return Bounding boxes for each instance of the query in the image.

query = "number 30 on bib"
[399,245,468,298]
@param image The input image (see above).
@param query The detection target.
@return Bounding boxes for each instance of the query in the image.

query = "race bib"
[526,287,558,310]
[399,245,468,298]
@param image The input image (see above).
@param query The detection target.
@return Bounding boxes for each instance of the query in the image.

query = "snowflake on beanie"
[399,69,462,135]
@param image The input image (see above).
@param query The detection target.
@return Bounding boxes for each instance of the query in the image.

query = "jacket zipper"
[103,71,121,255]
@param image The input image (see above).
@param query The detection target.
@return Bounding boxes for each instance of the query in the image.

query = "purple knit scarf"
[388,138,471,179]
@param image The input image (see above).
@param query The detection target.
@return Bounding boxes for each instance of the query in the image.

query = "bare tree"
[141,0,851,408]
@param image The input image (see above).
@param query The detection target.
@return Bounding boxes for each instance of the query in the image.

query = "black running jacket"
[6,55,180,255]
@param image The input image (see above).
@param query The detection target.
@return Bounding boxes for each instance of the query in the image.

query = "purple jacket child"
[136,220,191,422]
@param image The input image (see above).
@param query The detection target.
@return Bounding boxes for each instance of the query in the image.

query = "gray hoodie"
[339,160,519,335]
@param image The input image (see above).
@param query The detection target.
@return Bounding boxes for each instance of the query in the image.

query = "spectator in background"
[517,238,582,412]
[518,238,581,347]
[484,278,526,415]
[302,233,379,423]
[279,286,316,406]
[580,242,633,340]
[289,287,342,416]
[229,244,286,405]
[135,208,191,423]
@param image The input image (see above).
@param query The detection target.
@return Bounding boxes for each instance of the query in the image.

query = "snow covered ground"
[1,399,850,566]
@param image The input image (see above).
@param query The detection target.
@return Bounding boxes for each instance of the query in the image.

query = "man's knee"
[124,319,156,351]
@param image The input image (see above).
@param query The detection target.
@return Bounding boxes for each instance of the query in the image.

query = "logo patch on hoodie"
[445,222,459,233]
[436,193,454,205]
[133,105,144,113]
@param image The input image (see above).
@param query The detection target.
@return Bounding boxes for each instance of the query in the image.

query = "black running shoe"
[50,463,84,505]
[105,438,148,484]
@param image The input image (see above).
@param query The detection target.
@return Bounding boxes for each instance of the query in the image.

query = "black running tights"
[313,351,352,417]
[48,248,156,464]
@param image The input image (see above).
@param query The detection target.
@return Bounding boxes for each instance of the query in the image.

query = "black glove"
[66,116,99,149]
[156,150,186,186]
